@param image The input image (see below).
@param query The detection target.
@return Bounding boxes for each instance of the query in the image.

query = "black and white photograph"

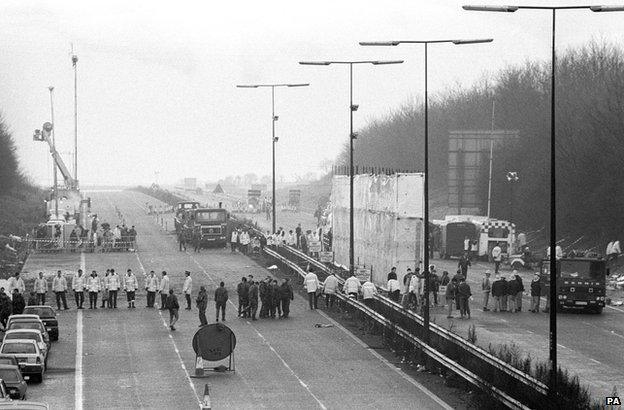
[0,0,623,408]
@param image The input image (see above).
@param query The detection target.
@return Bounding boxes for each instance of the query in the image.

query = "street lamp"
[236,83,310,233]
[506,171,519,221]
[299,59,404,276]
[360,39,492,345]
[463,3,624,399]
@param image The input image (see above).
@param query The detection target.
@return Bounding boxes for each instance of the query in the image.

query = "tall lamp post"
[359,39,492,345]
[48,86,59,219]
[463,3,624,399]
[298,59,403,275]
[236,83,310,233]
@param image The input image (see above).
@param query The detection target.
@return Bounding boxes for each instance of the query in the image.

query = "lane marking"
[316,309,453,410]
[134,251,202,407]
[75,252,85,410]
[589,358,601,364]
[557,343,567,349]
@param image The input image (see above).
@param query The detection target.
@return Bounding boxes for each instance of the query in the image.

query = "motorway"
[19,190,453,409]
[184,189,623,401]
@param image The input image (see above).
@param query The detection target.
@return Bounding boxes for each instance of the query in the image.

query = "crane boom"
[35,123,79,190]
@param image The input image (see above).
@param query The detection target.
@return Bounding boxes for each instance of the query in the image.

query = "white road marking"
[557,343,567,349]
[75,251,85,410]
[316,309,453,410]
[589,358,601,364]
[607,305,624,313]
[134,251,202,407]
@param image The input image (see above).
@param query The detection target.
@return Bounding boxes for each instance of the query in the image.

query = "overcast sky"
[1,0,623,186]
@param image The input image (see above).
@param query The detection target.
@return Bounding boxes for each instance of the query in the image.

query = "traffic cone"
[201,384,211,410]
[195,355,204,377]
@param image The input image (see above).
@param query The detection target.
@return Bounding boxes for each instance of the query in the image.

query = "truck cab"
[192,208,229,248]
[174,201,200,233]
[540,257,607,313]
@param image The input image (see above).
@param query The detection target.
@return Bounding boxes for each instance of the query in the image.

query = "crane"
[33,122,79,190]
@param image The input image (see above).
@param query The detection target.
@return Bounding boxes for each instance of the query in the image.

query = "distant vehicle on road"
[174,201,200,233]
[0,364,27,399]
[22,307,58,342]
[192,208,230,248]
[540,257,607,314]
[0,340,45,382]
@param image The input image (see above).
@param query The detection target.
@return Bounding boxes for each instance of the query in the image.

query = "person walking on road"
[457,277,472,319]
[215,282,228,322]
[166,289,180,331]
[428,266,440,306]
[100,270,110,308]
[362,280,377,308]
[512,273,525,312]
[401,268,414,307]
[439,271,450,307]
[248,281,259,321]
[323,272,339,308]
[183,271,193,310]
[11,289,25,315]
[0,289,11,327]
[446,278,458,318]
[230,230,238,253]
[343,272,361,300]
[145,271,159,308]
[8,272,25,295]
[530,273,541,313]
[491,243,502,274]
[196,285,208,326]
[279,278,294,318]
[237,277,248,318]
[72,269,86,309]
[500,275,509,312]
[52,270,68,310]
[108,269,120,309]
[304,268,320,309]
[123,269,138,309]
[458,252,471,279]
[159,271,170,310]
[270,279,280,318]
[491,275,503,312]
[34,272,48,305]
[87,271,100,309]
[387,274,401,303]
[481,270,492,311]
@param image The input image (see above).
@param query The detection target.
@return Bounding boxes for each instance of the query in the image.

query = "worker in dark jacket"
[236,277,248,318]
[387,267,397,281]
[458,252,472,279]
[456,277,472,319]
[278,278,294,318]
[0,289,11,327]
[491,276,505,312]
[215,282,228,322]
[530,273,541,313]
[269,279,280,318]
[512,273,525,312]
[196,286,208,326]
[507,274,521,313]
[11,289,25,315]
[248,281,259,320]
[500,276,509,312]
[259,277,270,318]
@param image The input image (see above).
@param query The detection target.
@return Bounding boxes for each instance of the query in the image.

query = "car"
[5,322,49,349]
[0,340,44,382]
[4,317,40,330]
[0,401,49,409]
[21,307,58,342]
[0,365,27,400]
[0,379,9,400]
[0,356,18,368]
[3,331,48,364]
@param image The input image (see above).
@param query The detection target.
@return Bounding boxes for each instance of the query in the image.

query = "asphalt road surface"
[21,190,451,409]
[426,258,624,401]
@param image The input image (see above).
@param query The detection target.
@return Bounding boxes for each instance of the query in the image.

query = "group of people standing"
[236,275,294,320]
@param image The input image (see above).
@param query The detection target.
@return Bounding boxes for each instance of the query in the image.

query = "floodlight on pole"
[463,3,624,402]
[236,82,310,233]
[360,37,492,348]
[298,59,403,276]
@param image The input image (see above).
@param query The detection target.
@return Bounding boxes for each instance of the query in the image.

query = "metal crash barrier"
[25,239,138,253]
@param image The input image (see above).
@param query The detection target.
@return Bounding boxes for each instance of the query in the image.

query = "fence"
[25,239,138,253]
[332,165,418,176]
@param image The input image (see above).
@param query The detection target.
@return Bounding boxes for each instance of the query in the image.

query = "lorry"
[433,215,515,261]
[539,257,607,314]
[174,201,200,234]
[188,207,230,248]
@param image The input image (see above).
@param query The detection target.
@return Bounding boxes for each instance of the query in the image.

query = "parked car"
[5,317,40,328]
[0,379,9,400]
[0,365,27,399]
[0,340,45,382]
[3,331,48,363]
[0,401,48,409]
[4,322,49,348]
[0,356,18,368]
[21,307,58,342]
